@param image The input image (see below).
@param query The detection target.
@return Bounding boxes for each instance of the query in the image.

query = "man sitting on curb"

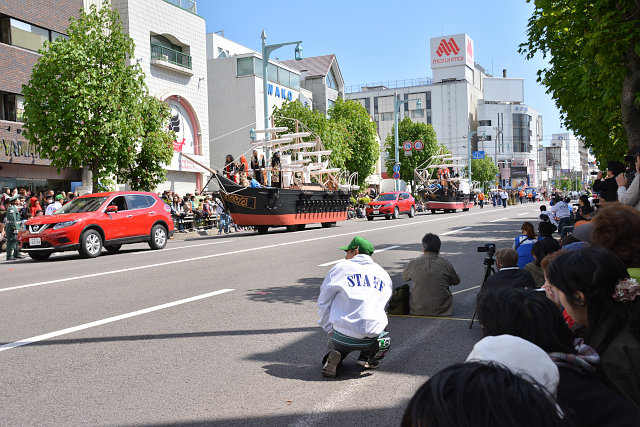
[402,233,460,316]
[482,248,535,291]
[317,236,392,378]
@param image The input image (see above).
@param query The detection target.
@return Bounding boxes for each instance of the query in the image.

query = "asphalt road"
[1,201,543,426]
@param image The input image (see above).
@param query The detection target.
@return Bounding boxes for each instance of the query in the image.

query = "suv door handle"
[126,215,133,218]
[148,211,156,214]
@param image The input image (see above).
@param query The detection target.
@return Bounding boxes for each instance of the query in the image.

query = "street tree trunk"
[91,158,100,193]
[622,35,640,150]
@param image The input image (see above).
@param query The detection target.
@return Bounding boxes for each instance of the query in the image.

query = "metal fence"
[345,77,433,94]
[151,44,192,70]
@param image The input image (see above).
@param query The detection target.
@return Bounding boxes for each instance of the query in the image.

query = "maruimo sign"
[430,33,474,69]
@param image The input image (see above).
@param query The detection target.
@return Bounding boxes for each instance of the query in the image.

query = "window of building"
[512,113,532,153]
[278,68,290,87]
[479,120,491,127]
[327,99,335,111]
[411,109,424,119]
[289,72,300,90]
[427,110,432,124]
[0,92,24,122]
[150,35,191,69]
[381,112,393,121]
[236,57,254,76]
[326,69,337,90]
[0,17,67,52]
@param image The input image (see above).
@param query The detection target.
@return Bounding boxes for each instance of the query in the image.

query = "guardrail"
[151,44,192,70]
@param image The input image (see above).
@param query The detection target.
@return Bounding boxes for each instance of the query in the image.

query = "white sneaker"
[321,350,341,378]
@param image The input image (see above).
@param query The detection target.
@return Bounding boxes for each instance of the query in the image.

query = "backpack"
[387,284,410,315]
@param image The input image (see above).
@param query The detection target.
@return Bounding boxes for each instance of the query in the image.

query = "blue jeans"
[218,214,229,234]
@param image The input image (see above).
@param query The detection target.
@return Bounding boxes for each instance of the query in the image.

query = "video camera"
[477,243,496,256]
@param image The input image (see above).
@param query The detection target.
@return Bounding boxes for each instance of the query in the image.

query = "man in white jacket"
[317,236,393,378]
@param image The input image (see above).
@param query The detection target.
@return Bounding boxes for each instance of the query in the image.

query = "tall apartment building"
[0,0,84,192]
[542,133,593,185]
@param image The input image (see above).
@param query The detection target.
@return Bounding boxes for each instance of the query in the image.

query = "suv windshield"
[376,194,398,202]
[56,197,107,214]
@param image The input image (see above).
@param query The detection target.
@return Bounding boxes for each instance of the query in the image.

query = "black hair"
[532,241,547,266]
[476,288,575,354]
[540,205,547,211]
[547,247,640,352]
[421,233,441,254]
[579,195,589,206]
[538,221,557,237]
[401,362,567,427]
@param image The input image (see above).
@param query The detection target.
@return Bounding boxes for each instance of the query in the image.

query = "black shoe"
[356,353,379,369]
[321,350,341,378]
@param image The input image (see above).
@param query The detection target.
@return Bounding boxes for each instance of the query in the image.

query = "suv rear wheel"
[79,229,103,258]
[149,224,168,250]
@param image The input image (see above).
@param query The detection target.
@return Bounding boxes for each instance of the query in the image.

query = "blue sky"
[198,0,564,142]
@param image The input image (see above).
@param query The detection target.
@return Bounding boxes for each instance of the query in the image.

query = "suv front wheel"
[149,224,168,250]
[79,229,103,258]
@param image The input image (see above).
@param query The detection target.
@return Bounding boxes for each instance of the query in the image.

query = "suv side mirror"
[106,205,118,213]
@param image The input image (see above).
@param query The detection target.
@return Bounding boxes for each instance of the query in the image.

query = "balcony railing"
[151,44,192,70]
[164,0,197,14]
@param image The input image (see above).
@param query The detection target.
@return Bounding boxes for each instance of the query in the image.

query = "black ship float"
[181,121,357,234]
[414,147,475,214]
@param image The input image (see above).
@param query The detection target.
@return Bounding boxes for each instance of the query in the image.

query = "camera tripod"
[469,254,497,329]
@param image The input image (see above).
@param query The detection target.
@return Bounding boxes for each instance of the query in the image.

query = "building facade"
[347,33,545,190]
[110,0,209,195]
[0,0,84,193]
[542,133,592,188]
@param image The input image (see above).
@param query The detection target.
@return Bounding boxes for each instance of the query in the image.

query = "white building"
[91,0,210,194]
[543,133,593,186]
[347,33,544,190]
[477,77,543,188]
[206,33,305,170]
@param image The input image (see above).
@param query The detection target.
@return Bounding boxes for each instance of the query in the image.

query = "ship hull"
[216,176,350,227]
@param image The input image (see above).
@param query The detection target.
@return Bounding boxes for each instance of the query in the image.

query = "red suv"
[366,192,416,220]
[19,191,174,260]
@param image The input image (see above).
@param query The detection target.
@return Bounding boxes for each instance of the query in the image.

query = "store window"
[0,92,24,122]
[479,120,491,127]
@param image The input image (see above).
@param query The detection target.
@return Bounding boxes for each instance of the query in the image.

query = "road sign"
[404,150,412,156]
[392,164,400,173]
[392,172,400,179]
[403,141,413,151]
[472,151,485,159]
[414,140,423,151]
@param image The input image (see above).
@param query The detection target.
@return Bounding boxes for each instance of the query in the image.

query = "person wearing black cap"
[593,160,625,202]
[317,236,393,377]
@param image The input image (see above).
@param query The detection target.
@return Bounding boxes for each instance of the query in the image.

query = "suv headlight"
[53,220,77,230]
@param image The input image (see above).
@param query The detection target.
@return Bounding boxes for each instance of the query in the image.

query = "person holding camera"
[593,161,625,202]
[616,146,640,210]
[481,248,535,291]
[402,233,460,316]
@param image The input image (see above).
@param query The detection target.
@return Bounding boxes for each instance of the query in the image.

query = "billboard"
[430,34,474,69]
[511,166,528,177]
[483,78,524,103]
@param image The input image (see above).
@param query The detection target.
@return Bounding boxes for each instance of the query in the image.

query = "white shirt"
[45,201,62,215]
[318,254,392,339]
[550,200,571,219]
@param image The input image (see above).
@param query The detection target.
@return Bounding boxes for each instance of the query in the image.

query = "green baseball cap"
[339,236,374,255]
[55,194,64,201]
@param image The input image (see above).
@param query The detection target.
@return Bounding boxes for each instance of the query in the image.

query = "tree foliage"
[273,98,378,188]
[272,100,350,171]
[329,98,379,188]
[519,0,640,165]
[471,157,500,191]
[384,117,440,193]
[22,1,174,191]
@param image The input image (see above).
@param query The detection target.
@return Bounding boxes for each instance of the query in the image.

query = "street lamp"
[261,30,302,183]
[393,93,422,191]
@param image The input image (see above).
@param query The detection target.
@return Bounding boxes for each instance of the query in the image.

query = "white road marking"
[2,208,519,294]
[518,212,531,216]
[318,245,400,267]
[440,227,471,236]
[489,217,508,222]
[0,289,235,353]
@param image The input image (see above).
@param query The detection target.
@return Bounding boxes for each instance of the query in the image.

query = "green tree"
[22,1,174,191]
[471,157,500,192]
[272,100,350,171]
[384,117,439,193]
[520,0,640,165]
[329,98,379,188]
